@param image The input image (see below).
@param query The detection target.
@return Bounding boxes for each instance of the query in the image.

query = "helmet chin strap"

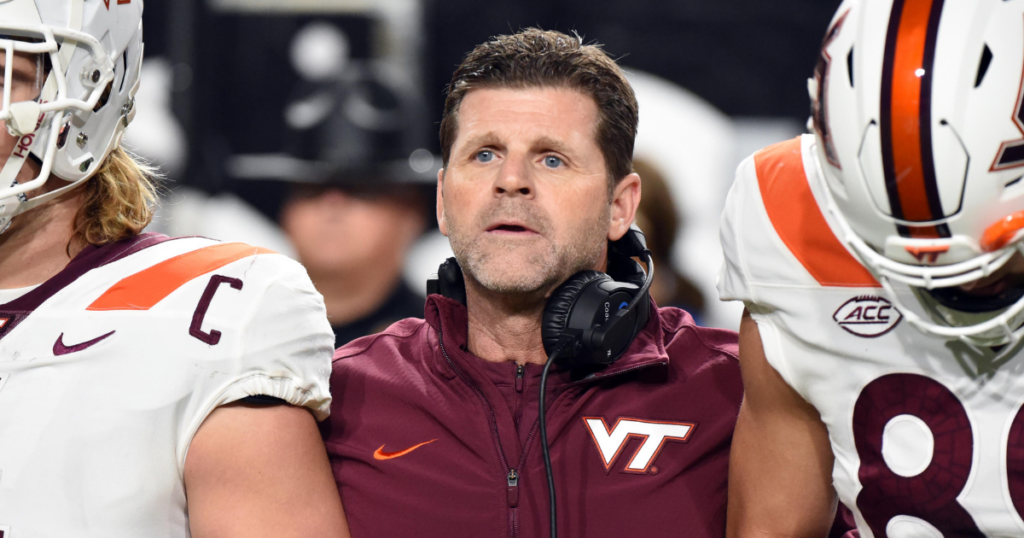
[0,147,89,235]
[0,135,34,233]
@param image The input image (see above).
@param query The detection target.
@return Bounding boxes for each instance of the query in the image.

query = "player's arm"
[726,309,837,538]
[184,401,351,538]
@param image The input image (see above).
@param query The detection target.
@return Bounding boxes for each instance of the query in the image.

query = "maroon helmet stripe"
[880,0,951,234]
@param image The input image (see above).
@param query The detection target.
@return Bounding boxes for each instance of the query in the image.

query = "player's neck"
[0,190,84,289]
[463,279,549,366]
[309,262,405,328]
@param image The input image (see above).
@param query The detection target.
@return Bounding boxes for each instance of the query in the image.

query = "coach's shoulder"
[658,305,740,375]
[332,317,431,369]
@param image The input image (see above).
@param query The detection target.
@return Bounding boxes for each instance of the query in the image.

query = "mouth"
[485,222,539,235]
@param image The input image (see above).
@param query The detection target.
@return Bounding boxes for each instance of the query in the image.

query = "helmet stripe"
[880,0,951,233]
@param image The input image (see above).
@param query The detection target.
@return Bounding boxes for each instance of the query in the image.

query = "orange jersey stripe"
[87,242,274,311]
[755,139,879,288]
[890,0,934,222]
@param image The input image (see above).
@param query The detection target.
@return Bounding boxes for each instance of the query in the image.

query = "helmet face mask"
[811,0,1024,345]
[0,0,143,233]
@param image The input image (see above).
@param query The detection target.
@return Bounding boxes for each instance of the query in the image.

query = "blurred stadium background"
[131,0,840,332]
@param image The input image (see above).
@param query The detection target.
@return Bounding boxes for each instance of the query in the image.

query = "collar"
[424,294,670,387]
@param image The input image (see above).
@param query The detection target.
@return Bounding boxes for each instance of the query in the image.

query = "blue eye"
[544,156,562,168]
[476,150,494,163]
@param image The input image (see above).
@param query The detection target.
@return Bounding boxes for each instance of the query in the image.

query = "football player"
[0,1,349,536]
[720,0,1024,536]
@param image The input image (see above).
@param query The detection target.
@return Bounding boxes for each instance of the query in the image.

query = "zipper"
[507,468,519,507]
[437,324,662,535]
[437,328,522,515]
[513,363,525,427]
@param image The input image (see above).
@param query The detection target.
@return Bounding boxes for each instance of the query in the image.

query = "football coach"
[320,29,742,537]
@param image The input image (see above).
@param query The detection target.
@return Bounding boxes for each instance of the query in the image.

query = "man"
[0,1,349,536]
[719,1,1024,536]
[281,180,428,347]
[321,28,742,537]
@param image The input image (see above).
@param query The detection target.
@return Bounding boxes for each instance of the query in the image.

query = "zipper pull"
[515,363,525,393]
[506,468,519,507]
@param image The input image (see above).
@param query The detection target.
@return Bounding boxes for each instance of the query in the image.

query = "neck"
[464,278,550,366]
[310,263,404,327]
[0,190,84,289]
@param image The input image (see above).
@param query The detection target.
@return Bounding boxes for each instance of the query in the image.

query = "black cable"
[539,251,653,538]
[539,340,569,538]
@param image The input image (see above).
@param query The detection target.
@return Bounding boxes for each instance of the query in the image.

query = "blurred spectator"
[222,34,439,348]
[632,158,707,322]
[280,180,430,348]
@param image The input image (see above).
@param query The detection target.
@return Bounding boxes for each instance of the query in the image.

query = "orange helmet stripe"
[880,0,950,232]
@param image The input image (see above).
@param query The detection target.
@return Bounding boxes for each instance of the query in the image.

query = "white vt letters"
[584,417,694,472]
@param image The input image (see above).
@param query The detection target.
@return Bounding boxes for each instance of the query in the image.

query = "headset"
[427,223,654,538]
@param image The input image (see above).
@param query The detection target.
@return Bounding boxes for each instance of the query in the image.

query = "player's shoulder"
[89,234,311,300]
[105,234,301,280]
[719,135,878,300]
[64,231,321,325]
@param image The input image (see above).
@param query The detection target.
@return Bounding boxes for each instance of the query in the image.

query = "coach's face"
[438,87,639,297]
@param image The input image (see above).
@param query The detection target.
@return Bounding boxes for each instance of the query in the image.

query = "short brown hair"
[440,28,639,189]
[73,147,159,246]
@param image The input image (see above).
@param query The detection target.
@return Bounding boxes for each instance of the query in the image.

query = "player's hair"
[439,28,638,194]
[72,147,158,246]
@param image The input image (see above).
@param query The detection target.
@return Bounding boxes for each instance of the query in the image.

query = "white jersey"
[719,135,1024,537]
[0,234,334,537]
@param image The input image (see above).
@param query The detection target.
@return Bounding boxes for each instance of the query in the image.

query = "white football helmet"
[811,0,1024,344]
[0,0,143,232]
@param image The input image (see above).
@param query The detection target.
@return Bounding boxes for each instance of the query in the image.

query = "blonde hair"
[73,147,159,246]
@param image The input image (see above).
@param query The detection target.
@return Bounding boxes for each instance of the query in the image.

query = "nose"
[493,157,534,198]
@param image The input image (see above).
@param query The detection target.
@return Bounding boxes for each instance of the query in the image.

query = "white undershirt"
[0,284,40,304]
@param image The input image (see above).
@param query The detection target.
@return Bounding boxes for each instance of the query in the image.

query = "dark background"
[140,0,842,193]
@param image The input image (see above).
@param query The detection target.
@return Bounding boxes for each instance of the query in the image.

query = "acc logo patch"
[834,296,902,338]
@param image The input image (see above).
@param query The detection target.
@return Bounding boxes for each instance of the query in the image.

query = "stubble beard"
[446,199,610,296]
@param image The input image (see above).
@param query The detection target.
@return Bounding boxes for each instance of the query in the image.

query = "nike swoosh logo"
[53,331,116,356]
[373,439,437,461]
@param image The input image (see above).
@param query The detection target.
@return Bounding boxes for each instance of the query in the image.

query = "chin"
[470,261,556,295]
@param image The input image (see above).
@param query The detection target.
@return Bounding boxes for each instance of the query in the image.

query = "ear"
[437,167,449,237]
[607,172,641,242]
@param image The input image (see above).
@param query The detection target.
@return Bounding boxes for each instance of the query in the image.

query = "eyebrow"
[532,136,574,155]
[459,132,502,153]
[459,132,575,156]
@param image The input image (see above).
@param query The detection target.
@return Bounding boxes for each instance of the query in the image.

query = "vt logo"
[583,417,695,474]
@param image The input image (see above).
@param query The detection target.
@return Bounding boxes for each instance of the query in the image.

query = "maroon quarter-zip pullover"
[321,295,741,537]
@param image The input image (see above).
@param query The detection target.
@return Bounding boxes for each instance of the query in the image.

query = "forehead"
[456,86,599,147]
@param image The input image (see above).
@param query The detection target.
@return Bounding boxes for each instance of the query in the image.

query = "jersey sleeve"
[176,253,334,471]
[232,256,334,420]
[717,153,759,305]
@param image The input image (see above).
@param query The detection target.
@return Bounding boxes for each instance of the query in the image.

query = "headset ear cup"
[542,271,611,358]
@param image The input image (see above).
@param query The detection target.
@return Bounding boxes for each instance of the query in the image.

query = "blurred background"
[132,0,841,342]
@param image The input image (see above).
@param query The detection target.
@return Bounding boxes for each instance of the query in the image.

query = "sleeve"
[229,259,334,421]
[176,254,335,472]
[716,154,758,305]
